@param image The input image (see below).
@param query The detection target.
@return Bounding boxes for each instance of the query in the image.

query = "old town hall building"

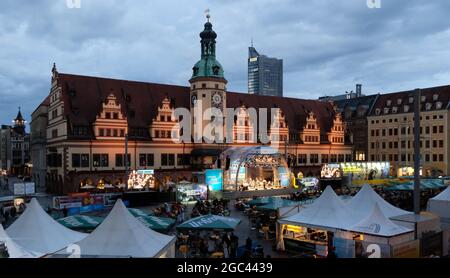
[31,17,352,194]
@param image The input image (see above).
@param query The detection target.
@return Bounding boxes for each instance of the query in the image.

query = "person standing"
[230,233,238,258]
[222,232,231,257]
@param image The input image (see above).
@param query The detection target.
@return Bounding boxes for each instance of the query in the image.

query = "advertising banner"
[13,183,25,195]
[278,167,290,187]
[205,169,223,191]
[25,183,35,194]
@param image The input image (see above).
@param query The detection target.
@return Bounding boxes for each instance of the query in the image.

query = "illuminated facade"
[31,17,352,194]
[367,87,450,177]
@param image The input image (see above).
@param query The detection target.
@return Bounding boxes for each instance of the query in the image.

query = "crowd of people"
[153,202,186,223]
[237,177,279,191]
[191,199,230,218]
[177,231,240,258]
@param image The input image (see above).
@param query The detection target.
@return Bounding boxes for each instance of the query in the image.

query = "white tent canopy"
[280,186,358,231]
[52,199,175,258]
[349,203,414,237]
[427,186,450,220]
[430,186,450,201]
[347,184,412,221]
[1,224,42,258]
[6,198,86,254]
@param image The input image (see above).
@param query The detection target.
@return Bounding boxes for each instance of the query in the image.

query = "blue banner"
[205,169,223,191]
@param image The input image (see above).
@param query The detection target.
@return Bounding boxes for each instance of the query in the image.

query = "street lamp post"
[413,89,421,215]
[124,133,129,190]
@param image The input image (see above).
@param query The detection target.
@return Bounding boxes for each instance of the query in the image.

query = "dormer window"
[392,107,398,113]
[421,95,426,103]
[409,97,414,104]
[384,108,390,114]
[404,105,410,113]
[386,100,392,106]
[212,66,220,75]
[105,112,111,119]
[193,66,199,75]
[433,94,439,101]
[397,98,402,105]
[425,103,432,111]
[113,112,118,119]
[375,108,381,115]
[436,102,443,109]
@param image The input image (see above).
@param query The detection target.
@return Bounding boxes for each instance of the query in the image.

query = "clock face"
[191,94,197,105]
[211,92,223,106]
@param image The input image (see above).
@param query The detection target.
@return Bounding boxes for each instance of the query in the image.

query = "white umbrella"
[104,184,115,189]
[80,185,95,190]
[116,183,126,188]
[178,180,191,185]
[166,181,176,186]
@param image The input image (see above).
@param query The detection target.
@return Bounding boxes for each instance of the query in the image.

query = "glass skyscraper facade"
[248,46,283,97]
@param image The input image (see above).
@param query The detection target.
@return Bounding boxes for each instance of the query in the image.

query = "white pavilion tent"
[50,199,175,258]
[6,198,86,254]
[279,186,359,231]
[1,224,42,258]
[427,186,450,220]
[347,184,412,221]
[341,203,414,244]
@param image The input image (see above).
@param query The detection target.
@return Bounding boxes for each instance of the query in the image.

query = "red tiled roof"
[55,73,337,139]
[370,85,450,116]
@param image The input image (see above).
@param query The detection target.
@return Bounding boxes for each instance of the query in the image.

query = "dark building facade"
[334,94,379,161]
[248,46,283,97]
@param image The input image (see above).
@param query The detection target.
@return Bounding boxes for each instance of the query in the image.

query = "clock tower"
[189,13,227,143]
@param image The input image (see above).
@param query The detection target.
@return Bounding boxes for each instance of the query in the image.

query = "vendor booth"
[334,203,415,258]
[6,198,87,255]
[277,186,356,257]
[48,199,176,258]
[278,186,421,257]
[221,146,291,191]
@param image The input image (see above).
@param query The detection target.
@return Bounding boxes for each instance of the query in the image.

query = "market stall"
[6,198,87,254]
[277,186,358,256]
[334,203,415,258]
[48,199,176,258]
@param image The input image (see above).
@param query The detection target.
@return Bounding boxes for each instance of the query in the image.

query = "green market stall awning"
[258,199,300,211]
[57,215,104,230]
[128,208,154,217]
[177,215,241,231]
[246,196,281,206]
[385,179,446,191]
[134,216,176,232]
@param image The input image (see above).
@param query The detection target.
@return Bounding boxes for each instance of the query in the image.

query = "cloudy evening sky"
[1,0,450,125]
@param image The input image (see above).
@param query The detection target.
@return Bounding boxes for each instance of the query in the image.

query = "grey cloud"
[0,0,450,125]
